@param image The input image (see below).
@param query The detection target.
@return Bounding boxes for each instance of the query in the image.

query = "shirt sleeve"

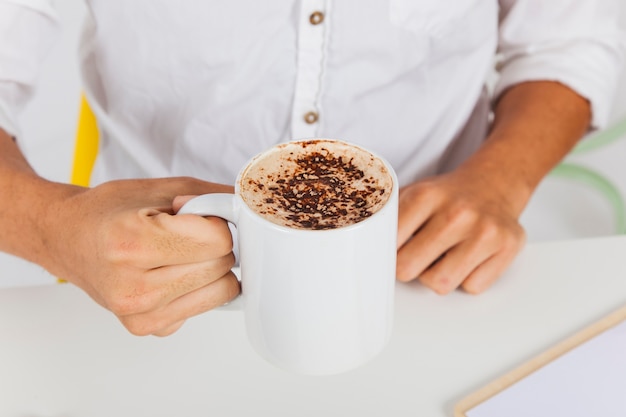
[495,0,626,129]
[0,0,59,138]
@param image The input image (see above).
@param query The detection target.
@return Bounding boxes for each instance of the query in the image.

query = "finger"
[397,185,440,248]
[396,209,476,282]
[104,253,235,317]
[155,211,234,265]
[419,220,525,295]
[461,235,525,294]
[417,236,500,294]
[120,271,241,336]
[172,195,198,213]
[152,178,233,202]
[152,320,186,337]
[146,252,236,307]
[114,210,234,269]
[110,178,233,209]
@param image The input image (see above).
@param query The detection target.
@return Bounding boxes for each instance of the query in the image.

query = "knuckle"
[107,291,153,316]
[224,274,242,300]
[201,217,233,255]
[152,321,185,337]
[473,218,526,253]
[153,328,177,338]
[502,225,526,253]
[107,297,138,316]
[220,252,236,271]
[401,181,437,204]
[120,317,158,337]
[174,175,196,184]
[102,241,137,265]
[444,202,478,229]
[216,236,234,257]
[415,180,439,195]
[100,219,144,266]
[515,226,528,246]
[476,218,501,242]
[194,253,235,284]
[501,234,517,252]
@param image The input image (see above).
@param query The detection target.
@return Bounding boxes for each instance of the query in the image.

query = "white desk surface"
[1,236,625,417]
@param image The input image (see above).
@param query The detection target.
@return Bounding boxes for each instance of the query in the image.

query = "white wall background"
[1,2,626,287]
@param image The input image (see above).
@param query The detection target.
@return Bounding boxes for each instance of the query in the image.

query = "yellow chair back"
[60,96,98,283]
[70,95,98,187]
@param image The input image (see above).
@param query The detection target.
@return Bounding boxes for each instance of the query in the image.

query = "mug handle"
[176,193,237,223]
[177,193,242,310]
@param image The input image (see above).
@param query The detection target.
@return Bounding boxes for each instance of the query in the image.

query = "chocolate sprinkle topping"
[247,144,389,230]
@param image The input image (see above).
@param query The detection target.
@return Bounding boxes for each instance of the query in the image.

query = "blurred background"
[2,3,626,286]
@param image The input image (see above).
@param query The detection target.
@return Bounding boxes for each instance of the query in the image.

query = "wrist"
[454,81,592,217]
[10,175,86,274]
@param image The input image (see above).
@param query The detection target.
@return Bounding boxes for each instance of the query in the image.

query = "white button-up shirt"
[0,0,624,187]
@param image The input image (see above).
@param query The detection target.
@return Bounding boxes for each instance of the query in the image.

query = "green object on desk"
[550,115,626,234]
[572,115,626,154]
[551,162,626,234]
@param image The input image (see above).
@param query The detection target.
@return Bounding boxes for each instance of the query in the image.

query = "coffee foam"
[239,140,393,230]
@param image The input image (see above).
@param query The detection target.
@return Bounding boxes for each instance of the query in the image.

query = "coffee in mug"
[239,139,393,230]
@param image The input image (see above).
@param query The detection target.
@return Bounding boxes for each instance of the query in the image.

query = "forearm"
[0,129,83,266]
[456,81,591,216]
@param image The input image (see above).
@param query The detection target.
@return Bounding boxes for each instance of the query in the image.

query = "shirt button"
[304,111,319,124]
[309,11,324,25]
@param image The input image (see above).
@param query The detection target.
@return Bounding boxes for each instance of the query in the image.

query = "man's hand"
[396,171,525,295]
[395,81,591,294]
[39,178,239,336]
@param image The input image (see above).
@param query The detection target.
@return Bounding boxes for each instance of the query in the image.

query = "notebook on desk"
[455,304,626,417]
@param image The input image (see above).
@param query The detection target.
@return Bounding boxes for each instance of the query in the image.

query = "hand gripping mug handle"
[177,193,242,310]
[177,193,237,223]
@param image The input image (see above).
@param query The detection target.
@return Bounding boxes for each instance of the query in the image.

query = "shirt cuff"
[494,40,625,129]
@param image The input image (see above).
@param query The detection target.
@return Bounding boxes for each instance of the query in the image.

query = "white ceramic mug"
[178,139,398,375]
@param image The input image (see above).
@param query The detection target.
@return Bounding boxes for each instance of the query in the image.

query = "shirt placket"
[291,0,330,139]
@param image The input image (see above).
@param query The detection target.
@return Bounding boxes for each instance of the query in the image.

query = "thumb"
[172,195,198,213]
